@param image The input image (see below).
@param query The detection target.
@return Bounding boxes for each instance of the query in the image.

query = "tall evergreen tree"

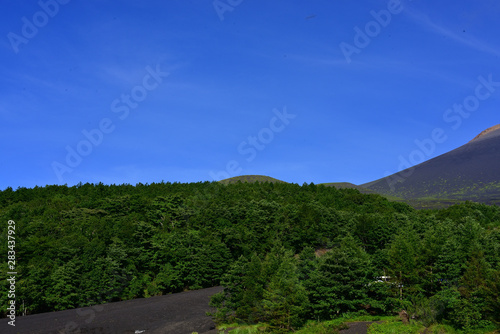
[262,249,309,332]
[306,235,372,319]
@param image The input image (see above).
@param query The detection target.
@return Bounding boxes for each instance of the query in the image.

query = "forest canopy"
[0,181,499,331]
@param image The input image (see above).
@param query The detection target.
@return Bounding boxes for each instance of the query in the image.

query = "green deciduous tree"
[45,259,81,311]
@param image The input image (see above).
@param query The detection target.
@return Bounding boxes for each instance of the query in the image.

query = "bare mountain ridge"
[469,124,500,143]
[218,126,500,207]
[361,124,500,205]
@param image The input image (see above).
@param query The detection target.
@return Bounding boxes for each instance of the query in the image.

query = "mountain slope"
[362,125,500,205]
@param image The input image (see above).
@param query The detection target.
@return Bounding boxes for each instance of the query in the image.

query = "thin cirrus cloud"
[404,7,500,58]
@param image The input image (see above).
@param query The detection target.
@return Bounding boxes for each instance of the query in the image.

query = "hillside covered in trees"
[0,181,499,332]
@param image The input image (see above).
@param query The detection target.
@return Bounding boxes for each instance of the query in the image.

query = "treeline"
[0,181,499,331]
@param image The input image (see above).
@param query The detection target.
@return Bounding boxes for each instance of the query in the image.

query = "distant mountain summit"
[362,125,500,206]
[469,124,500,143]
[219,175,287,184]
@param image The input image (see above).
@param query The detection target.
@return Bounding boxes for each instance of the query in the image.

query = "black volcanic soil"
[1,286,223,334]
[340,321,380,334]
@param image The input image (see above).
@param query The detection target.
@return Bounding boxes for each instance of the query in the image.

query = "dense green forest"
[0,181,499,332]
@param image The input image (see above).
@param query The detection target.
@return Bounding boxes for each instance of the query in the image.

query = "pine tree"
[262,249,309,332]
[387,227,421,300]
[306,235,372,319]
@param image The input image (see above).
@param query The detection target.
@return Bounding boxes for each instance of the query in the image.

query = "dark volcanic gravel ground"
[1,286,223,334]
[340,321,379,334]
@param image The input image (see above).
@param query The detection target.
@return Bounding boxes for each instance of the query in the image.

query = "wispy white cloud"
[285,53,351,67]
[95,57,183,87]
[404,7,500,58]
[351,56,481,88]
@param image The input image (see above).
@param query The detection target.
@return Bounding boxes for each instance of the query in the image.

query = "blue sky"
[1,0,500,189]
